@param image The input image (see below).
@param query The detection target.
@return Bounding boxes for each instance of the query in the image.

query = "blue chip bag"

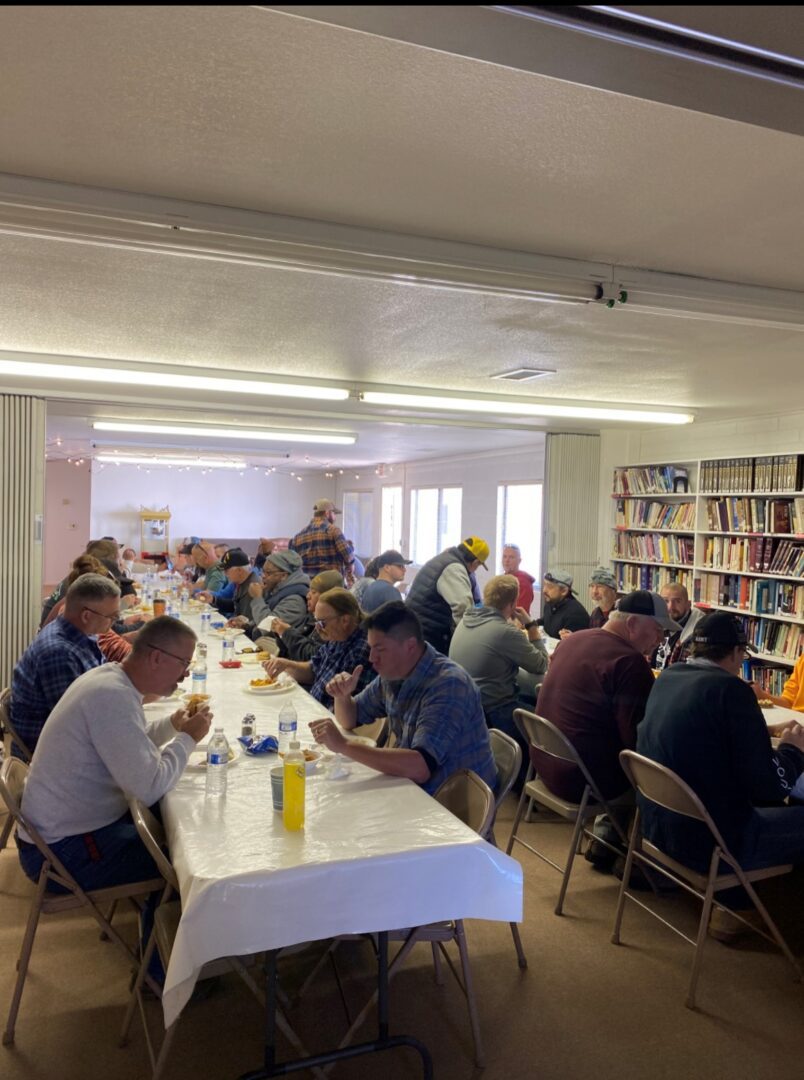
[238,734,279,756]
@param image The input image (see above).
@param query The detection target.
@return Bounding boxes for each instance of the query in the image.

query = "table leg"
[237,933,433,1080]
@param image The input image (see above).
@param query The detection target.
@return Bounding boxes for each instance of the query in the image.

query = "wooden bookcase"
[611,455,804,695]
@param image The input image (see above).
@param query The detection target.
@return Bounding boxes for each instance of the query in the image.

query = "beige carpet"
[2,796,803,1080]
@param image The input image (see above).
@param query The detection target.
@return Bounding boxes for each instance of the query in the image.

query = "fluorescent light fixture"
[92,421,357,445]
[0,359,349,401]
[96,454,247,469]
[360,391,693,425]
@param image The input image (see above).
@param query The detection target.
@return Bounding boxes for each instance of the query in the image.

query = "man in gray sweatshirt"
[450,574,548,787]
[17,617,211,893]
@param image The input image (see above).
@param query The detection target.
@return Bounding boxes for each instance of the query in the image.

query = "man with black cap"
[405,537,490,655]
[360,550,412,613]
[227,549,310,635]
[637,611,804,942]
[289,499,355,583]
[540,570,591,639]
[198,548,261,621]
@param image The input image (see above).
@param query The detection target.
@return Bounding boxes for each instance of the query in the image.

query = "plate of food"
[757,700,775,709]
[245,677,295,696]
[277,747,321,774]
[238,649,271,664]
[187,740,243,770]
[182,692,211,709]
[211,627,246,638]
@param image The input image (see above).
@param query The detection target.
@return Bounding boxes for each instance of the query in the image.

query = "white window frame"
[409,485,463,565]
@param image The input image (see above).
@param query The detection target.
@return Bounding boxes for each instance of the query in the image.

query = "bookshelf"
[610,454,804,694]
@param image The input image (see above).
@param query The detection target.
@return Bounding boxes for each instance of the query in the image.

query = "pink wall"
[44,460,92,587]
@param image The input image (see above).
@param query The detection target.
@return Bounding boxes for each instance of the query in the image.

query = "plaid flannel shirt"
[353,644,497,795]
[289,517,354,578]
[10,617,103,755]
[309,628,374,709]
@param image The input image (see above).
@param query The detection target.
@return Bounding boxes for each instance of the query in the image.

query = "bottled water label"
[208,752,227,765]
[191,672,207,694]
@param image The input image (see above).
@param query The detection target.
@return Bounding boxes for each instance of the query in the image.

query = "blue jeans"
[18,811,164,981]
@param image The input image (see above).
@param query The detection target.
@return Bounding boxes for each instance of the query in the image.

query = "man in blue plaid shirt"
[10,574,121,756]
[309,603,497,795]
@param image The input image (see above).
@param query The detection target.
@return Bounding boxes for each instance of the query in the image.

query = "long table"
[155,614,523,1056]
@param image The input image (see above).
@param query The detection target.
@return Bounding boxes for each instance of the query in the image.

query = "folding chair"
[612,750,802,1010]
[329,770,495,1069]
[487,729,527,969]
[0,758,163,1047]
[506,709,630,916]
[0,688,31,762]
[120,799,326,1080]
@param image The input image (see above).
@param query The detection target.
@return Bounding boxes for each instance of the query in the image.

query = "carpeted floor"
[2,795,803,1080]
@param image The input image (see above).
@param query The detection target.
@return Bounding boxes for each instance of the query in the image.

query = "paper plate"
[187,741,244,770]
[244,682,295,696]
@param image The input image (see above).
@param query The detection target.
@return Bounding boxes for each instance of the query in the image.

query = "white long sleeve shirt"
[20,663,195,844]
[436,561,475,625]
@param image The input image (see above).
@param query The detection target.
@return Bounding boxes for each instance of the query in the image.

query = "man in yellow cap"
[405,536,490,654]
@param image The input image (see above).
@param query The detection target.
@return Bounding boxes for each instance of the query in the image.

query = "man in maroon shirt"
[532,590,679,868]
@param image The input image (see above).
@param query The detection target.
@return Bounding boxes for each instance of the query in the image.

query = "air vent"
[491,368,556,382]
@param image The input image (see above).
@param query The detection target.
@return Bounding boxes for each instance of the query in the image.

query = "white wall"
[89,465,332,553]
[44,460,92,586]
[333,440,546,591]
[597,408,804,565]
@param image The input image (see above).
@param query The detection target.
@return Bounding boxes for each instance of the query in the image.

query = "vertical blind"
[543,433,600,611]
[0,394,46,689]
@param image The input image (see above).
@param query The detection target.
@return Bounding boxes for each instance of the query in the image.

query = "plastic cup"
[153,598,166,617]
[270,766,284,811]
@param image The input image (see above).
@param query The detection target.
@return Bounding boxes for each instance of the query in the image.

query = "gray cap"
[590,567,618,590]
[616,590,681,632]
[266,549,303,574]
[544,569,573,589]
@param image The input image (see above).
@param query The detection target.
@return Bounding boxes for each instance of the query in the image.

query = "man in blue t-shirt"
[309,602,497,795]
[360,550,412,613]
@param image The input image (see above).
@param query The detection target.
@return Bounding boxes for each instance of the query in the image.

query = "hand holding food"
[271,618,290,637]
[263,657,290,679]
[227,615,249,628]
[247,581,264,600]
[309,718,346,753]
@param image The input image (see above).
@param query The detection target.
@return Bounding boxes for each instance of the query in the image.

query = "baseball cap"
[590,567,618,590]
[692,611,756,652]
[310,570,344,593]
[616,590,681,632]
[265,549,303,574]
[544,570,574,590]
[178,542,194,556]
[375,549,413,570]
[314,498,342,514]
[461,536,490,569]
[220,547,250,570]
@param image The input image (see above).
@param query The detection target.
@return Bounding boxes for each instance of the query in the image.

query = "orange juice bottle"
[283,741,305,831]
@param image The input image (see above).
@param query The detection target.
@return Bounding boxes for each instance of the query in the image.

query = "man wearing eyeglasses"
[17,616,211,896]
[10,573,121,757]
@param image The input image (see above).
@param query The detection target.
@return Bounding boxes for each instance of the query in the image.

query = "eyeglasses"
[315,614,341,630]
[83,606,121,623]
[147,643,194,671]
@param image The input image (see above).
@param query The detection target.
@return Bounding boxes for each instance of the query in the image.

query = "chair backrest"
[488,729,522,810]
[515,708,606,794]
[0,756,28,820]
[619,750,731,855]
[0,688,32,763]
[128,798,179,891]
[434,770,495,839]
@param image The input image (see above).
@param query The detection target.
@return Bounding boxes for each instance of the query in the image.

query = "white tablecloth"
[763,704,802,728]
[157,614,523,1026]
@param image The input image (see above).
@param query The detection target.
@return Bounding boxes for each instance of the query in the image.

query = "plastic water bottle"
[222,635,235,664]
[283,741,305,830]
[191,647,207,696]
[278,702,298,754]
[206,728,229,797]
[200,611,211,635]
[180,588,189,611]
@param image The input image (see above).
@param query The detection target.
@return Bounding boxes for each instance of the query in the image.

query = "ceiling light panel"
[92,421,357,445]
[95,454,247,469]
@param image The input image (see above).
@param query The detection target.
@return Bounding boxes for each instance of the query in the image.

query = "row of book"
[704,497,804,534]
[731,616,803,661]
[613,465,689,496]
[742,662,791,697]
[612,533,694,565]
[699,535,804,576]
[695,573,804,618]
[700,455,803,494]
[613,562,693,593]
[613,499,696,531]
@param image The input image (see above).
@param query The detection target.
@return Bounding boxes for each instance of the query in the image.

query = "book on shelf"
[612,533,694,564]
[613,465,689,495]
[701,454,803,494]
[613,561,693,593]
[695,572,804,619]
[614,498,695,530]
[741,661,791,696]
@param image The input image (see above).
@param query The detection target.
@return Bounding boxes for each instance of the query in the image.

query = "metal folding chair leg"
[555,788,591,916]
[510,921,527,969]
[3,864,48,1046]
[0,811,13,853]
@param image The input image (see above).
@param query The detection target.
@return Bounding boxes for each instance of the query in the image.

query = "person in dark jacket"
[637,611,804,942]
[539,570,591,638]
[405,537,490,654]
[271,569,343,661]
[212,548,261,621]
[228,550,310,639]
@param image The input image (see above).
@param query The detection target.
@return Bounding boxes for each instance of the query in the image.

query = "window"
[342,491,373,560]
[380,486,403,553]
[409,487,462,564]
[496,483,543,577]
